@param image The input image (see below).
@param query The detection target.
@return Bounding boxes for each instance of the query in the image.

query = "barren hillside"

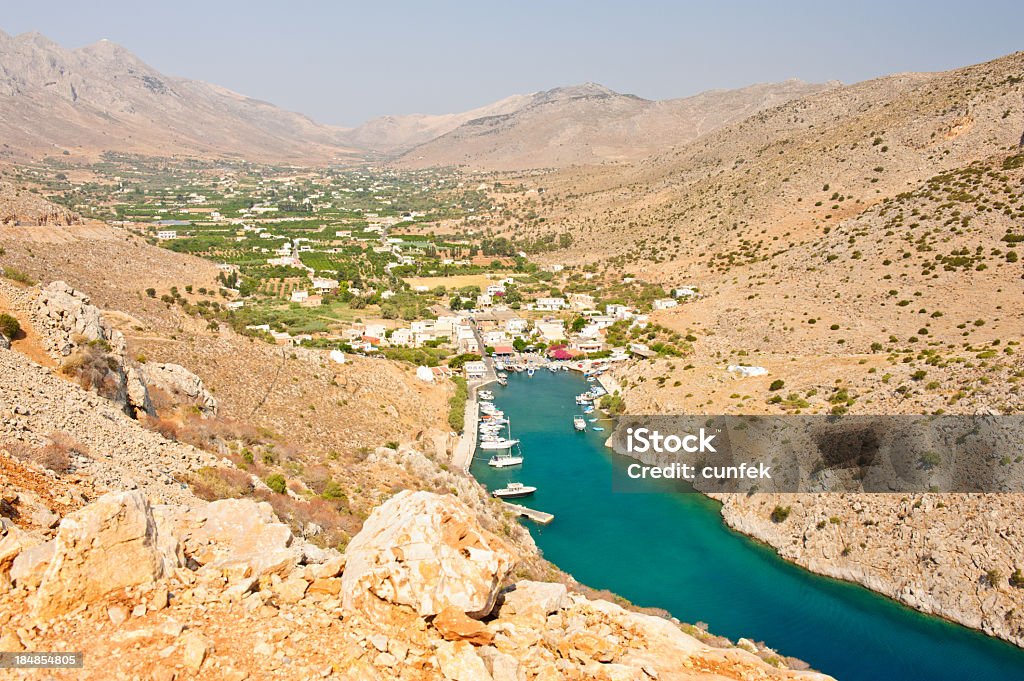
[397,80,834,170]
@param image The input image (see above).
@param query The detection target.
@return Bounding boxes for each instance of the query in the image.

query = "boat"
[587,376,596,382]
[573,416,587,431]
[588,417,598,423]
[497,377,508,386]
[491,482,536,499]
[527,367,535,377]
[479,438,520,450]
[576,394,592,405]
[582,406,594,414]
[592,427,605,432]
[487,453,524,468]
[497,372,508,379]
[478,390,494,400]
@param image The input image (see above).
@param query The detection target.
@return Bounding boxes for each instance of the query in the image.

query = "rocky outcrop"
[33,280,153,417]
[155,497,300,578]
[140,362,218,415]
[715,492,1024,649]
[341,489,514,619]
[0,484,830,679]
[26,280,224,419]
[0,181,80,226]
[33,491,167,618]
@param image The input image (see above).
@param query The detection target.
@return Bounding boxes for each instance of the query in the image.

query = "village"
[36,158,696,377]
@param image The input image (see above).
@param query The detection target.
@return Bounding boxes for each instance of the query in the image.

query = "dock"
[501,502,554,525]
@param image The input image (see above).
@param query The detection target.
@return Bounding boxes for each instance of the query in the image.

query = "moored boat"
[479,437,520,450]
[487,453,524,468]
[573,415,586,431]
[491,482,536,499]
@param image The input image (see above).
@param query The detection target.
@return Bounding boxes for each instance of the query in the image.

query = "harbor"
[468,369,1024,681]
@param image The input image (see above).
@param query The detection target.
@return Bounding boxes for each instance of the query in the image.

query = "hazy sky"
[3,1,1022,126]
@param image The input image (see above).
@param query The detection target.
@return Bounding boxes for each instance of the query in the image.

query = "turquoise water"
[470,371,1024,681]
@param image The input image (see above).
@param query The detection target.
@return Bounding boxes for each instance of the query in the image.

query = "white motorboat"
[573,415,586,431]
[479,437,520,450]
[478,390,494,401]
[576,394,592,405]
[491,482,536,499]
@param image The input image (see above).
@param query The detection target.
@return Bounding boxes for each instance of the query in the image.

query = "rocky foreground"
[0,486,833,681]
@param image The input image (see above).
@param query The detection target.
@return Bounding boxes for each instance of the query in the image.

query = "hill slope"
[396,80,835,170]
[0,30,358,163]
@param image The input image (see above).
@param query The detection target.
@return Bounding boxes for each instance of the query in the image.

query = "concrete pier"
[501,502,554,525]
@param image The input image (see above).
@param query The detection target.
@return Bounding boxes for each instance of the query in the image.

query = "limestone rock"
[499,581,568,618]
[10,539,54,589]
[140,362,218,416]
[33,491,167,618]
[342,491,513,619]
[166,498,300,577]
[434,605,494,645]
[435,640,493,681]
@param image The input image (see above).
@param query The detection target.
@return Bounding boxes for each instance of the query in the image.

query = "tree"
[264,473,287,494]
[513,338,528,352]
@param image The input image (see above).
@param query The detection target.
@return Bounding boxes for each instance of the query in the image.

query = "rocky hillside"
[0,181,80,226]
[397,81,833,170]
[511,50,1024,647]
[0,479,834,680]
[0,30,357,163]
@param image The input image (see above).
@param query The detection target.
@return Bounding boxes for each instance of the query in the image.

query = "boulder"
[36,281,107,353]
[33,491,168,618]
[434,605,494,645]
[140,363,218,415]
[342,491,513,619]
[499,581,568,618]
[435,640,493,681]
[166,498,299,577]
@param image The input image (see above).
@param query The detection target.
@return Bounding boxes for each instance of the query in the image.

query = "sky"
[3,1,1023,126]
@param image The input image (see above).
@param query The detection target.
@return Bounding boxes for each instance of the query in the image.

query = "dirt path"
[0,286,57,369]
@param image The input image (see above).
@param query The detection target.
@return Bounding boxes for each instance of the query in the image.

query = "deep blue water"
[470,370,1024,681]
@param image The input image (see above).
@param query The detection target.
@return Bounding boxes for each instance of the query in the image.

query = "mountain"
[0,30,358,163]
[341,93,534,153]
[394,80,836,170]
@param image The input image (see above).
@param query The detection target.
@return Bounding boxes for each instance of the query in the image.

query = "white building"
[464,361,487,379]
[505,317,529,336]
[156,230,178,240]
[290,290,308,303]
[311,277,339,293]
[390,328,414,346]
[673,286,698,298]
[535,297,566,311]
[535,320,566,343]
[652,298,678,311]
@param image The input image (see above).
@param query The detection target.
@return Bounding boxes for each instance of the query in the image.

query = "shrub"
[770,505,792,523]
[1010,568,1024,588]
[2,266,35,285]
[0,313,20,339]
[264,473,287,494]
[768,379,785,391]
